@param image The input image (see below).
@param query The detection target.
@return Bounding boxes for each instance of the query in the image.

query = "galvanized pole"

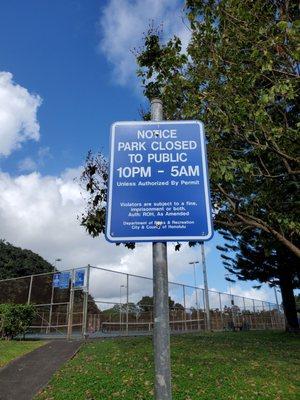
[82,265,90,338]
[274,286,279,311]
[151,98,172,400]
[48,258,61,334]
[126,274,129,335]
[27,275,33,305]
[252,298,256,313]
[119,285,124,331]
[47,274,55,334]
[189,261,200,330]
[67,269,75,340]
[201,242,211,330]
[183,284,187,331]
[219,292,224,330]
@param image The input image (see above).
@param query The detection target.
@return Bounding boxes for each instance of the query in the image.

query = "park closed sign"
[106,120,213,242]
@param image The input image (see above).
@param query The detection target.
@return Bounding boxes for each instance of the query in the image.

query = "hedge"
[0,304,36,339]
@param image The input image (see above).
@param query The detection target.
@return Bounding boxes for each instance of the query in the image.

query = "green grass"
[36,331,299,400]
[0,340,45,368]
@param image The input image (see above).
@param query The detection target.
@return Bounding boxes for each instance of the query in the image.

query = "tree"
[135,0,299,258]
[0,239,54,279]
[137,296,176,313]
[218,229,299,330]
[133,1,300,330]
[0,240,100,316]
[80,1,299,257]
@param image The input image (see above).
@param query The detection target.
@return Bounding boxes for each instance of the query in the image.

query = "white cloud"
[37,146,52,164]
[0,167,276,306]
[18,147,52,172]
[0,168,203,278]
[99,0,190,87]
[0,168,128,268]
[0,72,42,156]
[18,157,38,172]
[230,285,269,302]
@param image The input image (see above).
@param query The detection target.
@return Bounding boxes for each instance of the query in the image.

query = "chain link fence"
[0,265,285,339]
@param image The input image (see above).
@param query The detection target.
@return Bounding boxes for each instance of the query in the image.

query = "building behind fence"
[0,265,285,339]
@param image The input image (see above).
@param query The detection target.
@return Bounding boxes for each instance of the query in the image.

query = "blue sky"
[0,0,138,175]
[0,0,279,304]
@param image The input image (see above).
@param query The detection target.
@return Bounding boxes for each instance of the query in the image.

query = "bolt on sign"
[106,121,213,242]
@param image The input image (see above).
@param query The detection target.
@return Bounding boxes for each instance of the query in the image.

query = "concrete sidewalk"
[0,340,82,400]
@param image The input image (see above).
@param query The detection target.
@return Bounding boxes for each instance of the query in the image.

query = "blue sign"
[52,273,60,288]
[106,121,213,242]
[74,270,85,288]
[52,272,70,289]
[58,272,70,289]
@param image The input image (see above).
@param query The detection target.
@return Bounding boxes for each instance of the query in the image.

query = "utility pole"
[151,98,172,400]
[201,243,211,331]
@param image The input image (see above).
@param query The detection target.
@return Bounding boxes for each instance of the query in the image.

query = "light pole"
[225,273,234,302]
[189,261,200,329]
[119,284,126,330]
[48,258,62,334]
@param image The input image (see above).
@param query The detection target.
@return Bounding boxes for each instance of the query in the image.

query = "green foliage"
[218,228,299,329]
[137,296,175,312]
[0,303,36,339]
[0,239,54,279]
[135,0,300,258]
[36,332,300,400]
[80,1,299,261]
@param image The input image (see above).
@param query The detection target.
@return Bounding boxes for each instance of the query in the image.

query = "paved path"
[0,340,82,400]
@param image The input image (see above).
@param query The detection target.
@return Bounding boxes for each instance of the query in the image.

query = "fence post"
[196,288,200,331]
[202,289,207,331]
[183,284,187,331]
[47,272,55,334]
[27,275,33,305]
[82,265,90,338]
[67,269,75,340]
[219,292,223,330]
[126,274,129,335]
[201,243,211,330]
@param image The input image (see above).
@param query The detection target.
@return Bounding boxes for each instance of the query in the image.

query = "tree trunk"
[278,271,299,332]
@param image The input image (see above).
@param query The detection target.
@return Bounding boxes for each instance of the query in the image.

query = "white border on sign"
[105,120,213,242]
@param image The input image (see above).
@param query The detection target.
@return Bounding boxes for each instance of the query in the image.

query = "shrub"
[0,304,36,339]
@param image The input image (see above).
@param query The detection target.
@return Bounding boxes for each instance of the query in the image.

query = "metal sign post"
[106,97,214,400]
[151,99,172,400]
